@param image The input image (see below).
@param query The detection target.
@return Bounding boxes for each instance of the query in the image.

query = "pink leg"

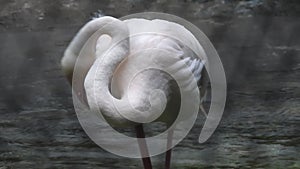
[135,125,152,169]
[165,129,174,169]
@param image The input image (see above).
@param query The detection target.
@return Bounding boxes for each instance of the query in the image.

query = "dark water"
[0,0,300,168]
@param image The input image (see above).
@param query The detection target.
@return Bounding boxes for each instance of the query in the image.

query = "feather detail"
[184,58,206,83]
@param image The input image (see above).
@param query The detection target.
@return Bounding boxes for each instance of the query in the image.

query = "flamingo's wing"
[184,57,209,116]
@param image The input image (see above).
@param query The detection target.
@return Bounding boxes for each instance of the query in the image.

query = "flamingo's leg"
[135,125,153,169]
[165,128,174,169]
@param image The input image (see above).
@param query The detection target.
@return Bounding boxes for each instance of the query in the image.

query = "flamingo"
[61,16,209,169]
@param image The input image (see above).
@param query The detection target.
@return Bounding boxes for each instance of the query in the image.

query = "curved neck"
[65,16,124,61]
[62,17,126,80]
[83,17,133,126]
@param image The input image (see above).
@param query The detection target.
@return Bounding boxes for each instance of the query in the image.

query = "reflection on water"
[1,92,299,168]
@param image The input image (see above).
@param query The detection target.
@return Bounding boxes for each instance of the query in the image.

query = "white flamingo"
[61,16,209,169]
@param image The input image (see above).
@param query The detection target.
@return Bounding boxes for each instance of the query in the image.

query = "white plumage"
[61,16,209,169]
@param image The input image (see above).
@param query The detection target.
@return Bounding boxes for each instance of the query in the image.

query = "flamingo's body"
[61,16,208,169]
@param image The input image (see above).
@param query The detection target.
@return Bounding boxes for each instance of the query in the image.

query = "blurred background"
[0,0,299,168]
